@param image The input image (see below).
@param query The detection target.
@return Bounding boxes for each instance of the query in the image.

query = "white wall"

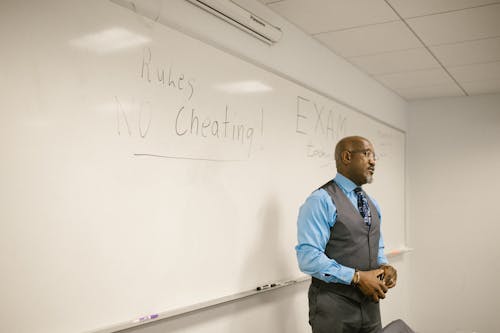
[408,94,500,333]
[127,0,407,131]
[117,1,411,333]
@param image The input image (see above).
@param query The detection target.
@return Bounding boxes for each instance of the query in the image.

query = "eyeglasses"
[348,149,377,161]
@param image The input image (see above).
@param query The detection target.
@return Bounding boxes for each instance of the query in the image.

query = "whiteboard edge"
[87,275,311,333]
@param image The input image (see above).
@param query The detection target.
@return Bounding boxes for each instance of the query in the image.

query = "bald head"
[334,136,376,186]
[335,136,370,164]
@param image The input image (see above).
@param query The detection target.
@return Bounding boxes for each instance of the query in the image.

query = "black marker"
[256,283,277,291]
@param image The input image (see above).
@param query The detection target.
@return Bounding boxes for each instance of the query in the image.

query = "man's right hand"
[357,269,388,302]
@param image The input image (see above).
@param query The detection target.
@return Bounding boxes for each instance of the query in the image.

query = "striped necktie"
[354,187,372,226]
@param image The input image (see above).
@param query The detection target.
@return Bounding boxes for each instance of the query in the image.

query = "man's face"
[347,139,376,186]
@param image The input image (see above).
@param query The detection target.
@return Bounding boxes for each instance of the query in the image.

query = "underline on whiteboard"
[133,153,248,162]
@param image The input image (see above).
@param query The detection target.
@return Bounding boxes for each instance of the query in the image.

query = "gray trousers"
[308,282,382,333]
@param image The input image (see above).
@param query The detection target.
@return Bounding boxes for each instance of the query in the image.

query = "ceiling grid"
[261,0,500,100]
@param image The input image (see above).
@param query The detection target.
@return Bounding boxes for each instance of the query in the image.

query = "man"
[296,136,397,333]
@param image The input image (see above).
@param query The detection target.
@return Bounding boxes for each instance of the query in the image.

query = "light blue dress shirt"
[296,173,388,285]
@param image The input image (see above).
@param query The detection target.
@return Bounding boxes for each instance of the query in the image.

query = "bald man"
[296,136,397,333]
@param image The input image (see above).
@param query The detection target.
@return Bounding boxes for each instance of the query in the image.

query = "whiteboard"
[0,1,406,332]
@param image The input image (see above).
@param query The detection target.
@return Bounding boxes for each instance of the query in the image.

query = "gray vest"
[312,179,381,302]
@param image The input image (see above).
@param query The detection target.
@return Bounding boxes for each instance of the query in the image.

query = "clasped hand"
[380,264,397,288]
[357,265,397,302]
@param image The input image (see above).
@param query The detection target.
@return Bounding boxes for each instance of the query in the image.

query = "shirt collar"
[334,173,358,193]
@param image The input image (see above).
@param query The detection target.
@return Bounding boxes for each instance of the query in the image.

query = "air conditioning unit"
[186,0,282,44]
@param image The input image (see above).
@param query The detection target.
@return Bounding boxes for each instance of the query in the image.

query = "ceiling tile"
[393,83,466,100]
[431,37,500,66]
[259,0,500,99]
[449,61,500,81]
[387,0,500,18]
[315,21,422,57]
[268,0,398,34]
[461,79,500,94]
[348,48,440,75]
[407,3,500,45]
[376,68,454,89]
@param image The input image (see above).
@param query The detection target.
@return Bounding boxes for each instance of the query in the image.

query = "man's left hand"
[380,265,397,288]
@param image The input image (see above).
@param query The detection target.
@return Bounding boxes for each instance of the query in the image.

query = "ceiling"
[258,0,500,100]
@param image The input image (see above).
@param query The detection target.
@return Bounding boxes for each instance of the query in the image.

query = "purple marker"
[133,314,159,323]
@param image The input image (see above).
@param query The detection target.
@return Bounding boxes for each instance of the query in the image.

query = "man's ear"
[341,151,351,164]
